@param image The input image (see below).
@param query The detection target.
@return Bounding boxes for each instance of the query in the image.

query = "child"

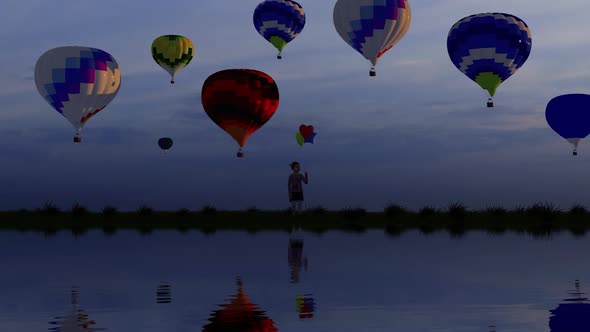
[288,161,308,213]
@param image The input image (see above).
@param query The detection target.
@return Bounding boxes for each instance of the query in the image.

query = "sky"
[2,0,590,212]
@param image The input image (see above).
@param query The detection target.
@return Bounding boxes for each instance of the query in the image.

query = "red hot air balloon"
[201,69,280,158]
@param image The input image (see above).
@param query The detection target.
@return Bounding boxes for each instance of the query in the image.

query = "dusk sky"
[2,0,590,211]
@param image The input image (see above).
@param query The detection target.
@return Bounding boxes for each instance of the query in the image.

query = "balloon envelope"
[151,35,194,82]
[34,46,121,139]
[303,132,316,144]
[447,13,532,97]
[295,132,304,146]
[298,124,314,138]
[546,94,590,146]
[253,0,305,55]
[158,137,173,151]
[201,69,279,148]
[333,0,411,67]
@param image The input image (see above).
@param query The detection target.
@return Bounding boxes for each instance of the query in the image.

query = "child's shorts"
[290,192,304,202]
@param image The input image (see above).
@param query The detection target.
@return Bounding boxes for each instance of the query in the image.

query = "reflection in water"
[295,294,315,319]
[202,277,278,332]
[156,282,172,304]
[288,230,308,283]
[549,280,590,331]
[48,287,106,332]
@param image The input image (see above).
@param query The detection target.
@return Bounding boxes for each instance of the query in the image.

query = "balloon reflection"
[549,280,590,331]
[48,286,106,332]
[202,277,278,332]
[156,282,172,304]
[295,294,315,319]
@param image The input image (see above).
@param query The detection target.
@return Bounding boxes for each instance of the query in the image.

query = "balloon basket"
[487,98,494,108]
[573,151,578,156]
[73,136,81,143]
[170,80,175,84]
[277,54,282,60]
[237,151,244,158]
[369,69,376,77]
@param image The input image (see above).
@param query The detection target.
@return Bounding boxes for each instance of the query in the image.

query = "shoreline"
[1,203,589,236]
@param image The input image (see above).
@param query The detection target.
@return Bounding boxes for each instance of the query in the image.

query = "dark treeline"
[1,201,590,238]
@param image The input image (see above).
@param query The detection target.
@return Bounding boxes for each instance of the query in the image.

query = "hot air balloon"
[202,277,278,332]
[158,137,173,152]
[151,35,194,84]
[549,280,590,331]
[333,0,412,77]
[447,13,532,108]
[201,69,280,158]
[546,94,590,156]
[34,46,121,143]
[253,0,306,59]
[296,124,316,146]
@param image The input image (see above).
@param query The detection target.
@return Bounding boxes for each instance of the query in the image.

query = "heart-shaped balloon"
[299,124,314,139]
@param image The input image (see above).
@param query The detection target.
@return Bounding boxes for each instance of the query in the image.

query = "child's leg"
[291,201,297,211]
[296,201,303,212]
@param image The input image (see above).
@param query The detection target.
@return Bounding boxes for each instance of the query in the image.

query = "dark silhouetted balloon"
[546,94,590,156]
[158,137,173,151]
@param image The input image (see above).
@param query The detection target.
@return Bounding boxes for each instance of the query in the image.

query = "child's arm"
[302,172,308,184]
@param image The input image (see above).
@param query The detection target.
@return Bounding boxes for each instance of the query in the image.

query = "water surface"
[1,230,589,331]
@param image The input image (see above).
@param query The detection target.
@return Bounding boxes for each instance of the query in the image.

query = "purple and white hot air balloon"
[333,0,412,77]
[34,46,121,142]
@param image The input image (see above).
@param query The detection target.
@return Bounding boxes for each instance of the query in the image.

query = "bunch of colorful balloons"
[296,125,316,146]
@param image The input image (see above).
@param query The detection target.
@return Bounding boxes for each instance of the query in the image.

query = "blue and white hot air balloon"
[333,0,412,77]
[253,0,306,59]
[34,46,121,142]
[447,13,532,107]
[546,94,590,156]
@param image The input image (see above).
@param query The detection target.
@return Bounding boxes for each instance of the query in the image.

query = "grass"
[102,206,118,216]
[200,205,217,216]
[40,201,60,216]
[177,208,191,216]
[246,206,260,214]
[2,202,590,237]
[418,206,436,218]
[384,203,407,219]
[137,204,154,216]
[569,204,587,216]
[71,202,88,217]
[447,202,467,221]
[306,205,327,216]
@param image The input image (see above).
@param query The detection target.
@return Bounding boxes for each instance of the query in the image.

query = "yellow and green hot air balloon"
[151,35,194,84]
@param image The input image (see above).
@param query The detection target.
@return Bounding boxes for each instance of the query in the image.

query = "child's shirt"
[288,173,308,193]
